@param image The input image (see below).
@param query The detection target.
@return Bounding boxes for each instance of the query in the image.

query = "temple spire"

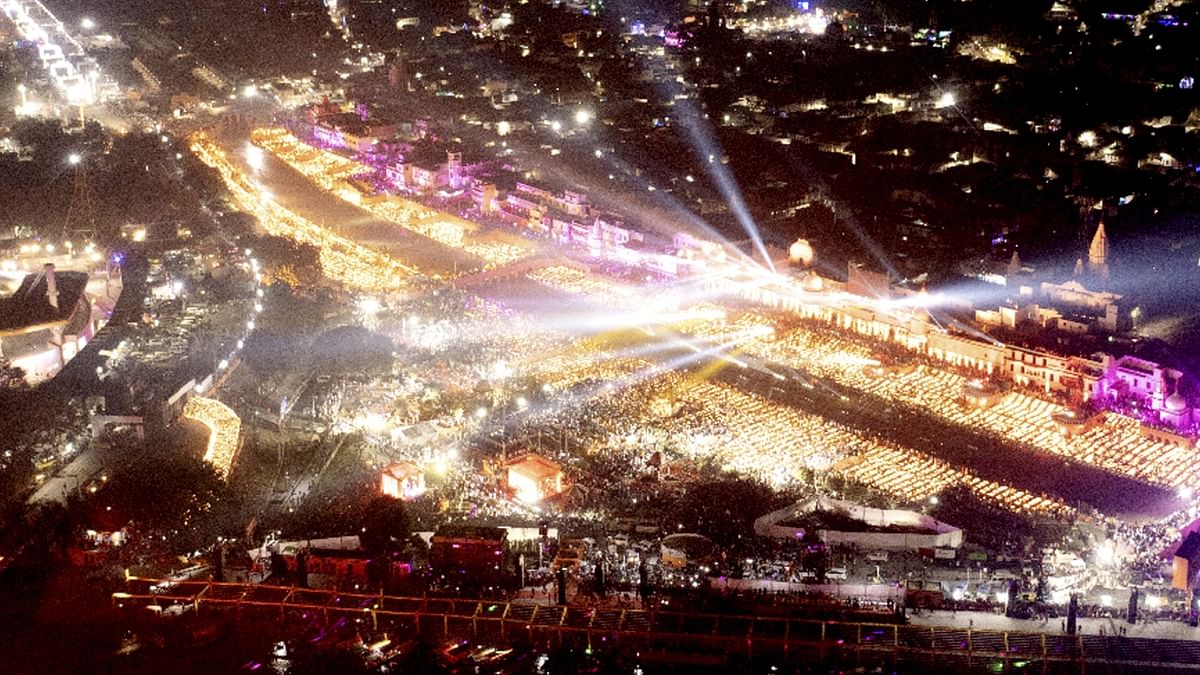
[1007,250,1021,277]
[1087,220,1109,279]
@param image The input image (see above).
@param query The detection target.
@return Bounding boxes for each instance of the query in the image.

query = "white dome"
[1166,392,1189,413]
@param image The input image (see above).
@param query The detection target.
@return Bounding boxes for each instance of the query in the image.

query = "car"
[827,567,848,581]
[867,551,889,562]
[991,569,1020,582]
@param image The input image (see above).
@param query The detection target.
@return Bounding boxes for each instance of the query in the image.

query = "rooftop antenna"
[64,152,98,241]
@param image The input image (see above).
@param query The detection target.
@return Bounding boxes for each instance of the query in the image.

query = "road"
[217,131,482,278]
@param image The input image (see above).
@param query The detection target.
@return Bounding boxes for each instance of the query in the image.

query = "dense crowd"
[736,318,1200,489]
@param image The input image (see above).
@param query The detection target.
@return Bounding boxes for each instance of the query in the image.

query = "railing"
[111,579,1200,670]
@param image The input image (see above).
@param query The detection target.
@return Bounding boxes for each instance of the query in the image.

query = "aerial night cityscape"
[6,1,1200,674]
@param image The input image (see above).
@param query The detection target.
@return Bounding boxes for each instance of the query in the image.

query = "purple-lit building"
[1093,355,1193,429]
[311,112,398,154]
[384,144,485,194]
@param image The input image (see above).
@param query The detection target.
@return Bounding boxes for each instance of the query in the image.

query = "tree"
[312,325,394,374]
[249,234,322,288]
[359,496,410,555]
[666,477,786,548]
[0,359,28,392]
[97,445,229,548]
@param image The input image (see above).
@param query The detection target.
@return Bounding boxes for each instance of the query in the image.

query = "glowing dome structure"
[788,239,814,266]
[1167,392,1188,413]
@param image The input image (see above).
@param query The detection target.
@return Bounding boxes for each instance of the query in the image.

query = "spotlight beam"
[671,97,776,272]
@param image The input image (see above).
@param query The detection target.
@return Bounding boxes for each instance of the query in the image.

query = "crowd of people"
[732,316,1199,490]
[840,446,1070,516]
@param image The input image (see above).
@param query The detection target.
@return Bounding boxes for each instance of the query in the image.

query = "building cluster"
[261,100,1200,446]
[724,251,1196,438]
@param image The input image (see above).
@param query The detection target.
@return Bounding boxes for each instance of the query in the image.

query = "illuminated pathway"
[219,131,484,278]
[190,133,417,290]
[183,396,242,479]
[674,341,1177,517]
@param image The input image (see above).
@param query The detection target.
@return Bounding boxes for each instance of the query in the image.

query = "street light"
[246,144,265,172]
[68,153,82,165]
[574,109,592,125]
[80,17,96,30]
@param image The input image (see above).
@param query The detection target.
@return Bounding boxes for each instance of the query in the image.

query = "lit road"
[649,337,1179,518]
[217,132,482,278]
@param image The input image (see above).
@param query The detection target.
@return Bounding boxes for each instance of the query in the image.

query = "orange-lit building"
[504,453,564,503]
[380,461,426,500]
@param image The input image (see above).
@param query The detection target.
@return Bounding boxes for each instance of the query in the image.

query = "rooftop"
[0,269,88,333]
